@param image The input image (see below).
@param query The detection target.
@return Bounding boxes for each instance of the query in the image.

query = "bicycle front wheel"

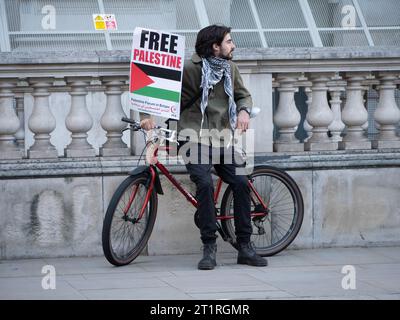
[220,166,304,256]
[102,173,158,266]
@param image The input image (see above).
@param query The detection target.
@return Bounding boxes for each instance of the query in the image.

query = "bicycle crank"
[252,215,267,235]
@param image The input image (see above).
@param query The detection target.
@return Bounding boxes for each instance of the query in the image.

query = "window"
[1,0,399,52]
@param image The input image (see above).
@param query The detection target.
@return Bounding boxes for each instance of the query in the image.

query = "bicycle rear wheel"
[220,166,304,256]
[102,173,158,266]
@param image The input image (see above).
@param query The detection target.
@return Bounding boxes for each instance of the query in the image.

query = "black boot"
[198,243,217,270]
[237,242,268,266]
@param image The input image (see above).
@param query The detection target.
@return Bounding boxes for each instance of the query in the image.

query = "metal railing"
[0,0,399,52]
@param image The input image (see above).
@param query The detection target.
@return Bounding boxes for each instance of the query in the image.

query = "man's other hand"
[236,110,250,133]
[140,118,156,131]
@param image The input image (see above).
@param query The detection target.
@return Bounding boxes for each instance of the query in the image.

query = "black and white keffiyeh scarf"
[200,56,237,134]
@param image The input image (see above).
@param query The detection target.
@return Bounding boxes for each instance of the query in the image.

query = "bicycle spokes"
[220,167,303,256]
[249,179,269,210]
[111,182,149,258]
[251,174,295,245]
[123,184,139,215]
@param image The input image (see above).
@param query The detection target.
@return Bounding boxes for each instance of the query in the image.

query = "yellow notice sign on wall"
[93,14,117,30]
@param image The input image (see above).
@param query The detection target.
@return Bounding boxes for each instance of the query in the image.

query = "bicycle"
[102,117,304,266]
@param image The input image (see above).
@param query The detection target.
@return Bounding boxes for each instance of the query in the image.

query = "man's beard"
[220,51,234,60]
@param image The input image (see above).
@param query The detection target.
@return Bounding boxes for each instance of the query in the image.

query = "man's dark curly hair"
[195,24,232,58]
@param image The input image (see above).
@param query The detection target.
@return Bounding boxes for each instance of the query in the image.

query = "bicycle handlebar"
[121,117,137,125]
[121,117,176,142]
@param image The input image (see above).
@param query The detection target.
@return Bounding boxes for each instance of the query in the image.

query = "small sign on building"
[93,14,117,30]
[129,27,185,120]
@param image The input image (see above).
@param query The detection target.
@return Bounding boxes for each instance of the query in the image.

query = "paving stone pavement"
[0,246,399,300]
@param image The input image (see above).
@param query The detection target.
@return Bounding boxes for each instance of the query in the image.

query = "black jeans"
[181,143,252,245]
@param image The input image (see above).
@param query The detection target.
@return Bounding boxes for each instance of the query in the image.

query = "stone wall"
[1,151,400,259]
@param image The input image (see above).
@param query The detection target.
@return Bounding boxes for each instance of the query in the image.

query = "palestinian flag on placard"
[130,62,182,103]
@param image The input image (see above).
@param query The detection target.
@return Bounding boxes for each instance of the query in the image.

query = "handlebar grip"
[121,117,137,125]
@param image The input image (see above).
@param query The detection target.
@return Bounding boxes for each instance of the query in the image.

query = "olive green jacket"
[141,53,253,145]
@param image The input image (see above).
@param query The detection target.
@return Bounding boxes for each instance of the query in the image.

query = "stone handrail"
[1,47,400,160]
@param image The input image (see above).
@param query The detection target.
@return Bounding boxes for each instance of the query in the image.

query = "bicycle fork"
[122,166,157,223]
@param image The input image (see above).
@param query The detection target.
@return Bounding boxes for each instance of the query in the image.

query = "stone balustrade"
[0,48,400,160]
[0,76,132,160]
[273,71,400,152]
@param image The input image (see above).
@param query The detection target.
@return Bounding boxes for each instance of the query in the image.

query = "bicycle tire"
[102,173,158,266]
[220,165,304,256]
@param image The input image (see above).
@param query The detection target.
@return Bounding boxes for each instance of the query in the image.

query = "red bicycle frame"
[128,145,269,220]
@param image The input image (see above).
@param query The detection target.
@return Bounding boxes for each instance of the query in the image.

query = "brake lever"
[164,130,176,142]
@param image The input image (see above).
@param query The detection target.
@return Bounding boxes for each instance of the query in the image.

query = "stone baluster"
[99,77,130,156]
[303,87,313,142]
[273,74,303,152]
[14,92,25,149]
[328,78,346,142]
[361,88,369,131]
[0,79,23,159]
[372,72,400,149]
[296,74,312,143]
[27,78,58,158]
[339,73,371,150]
[64,77,96,157]
[362,74,379,132]
[304,73,337,151]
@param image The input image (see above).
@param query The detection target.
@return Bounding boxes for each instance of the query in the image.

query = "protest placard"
[129,27,185,120]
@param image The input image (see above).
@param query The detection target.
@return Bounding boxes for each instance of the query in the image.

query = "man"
[140,25,267,270]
